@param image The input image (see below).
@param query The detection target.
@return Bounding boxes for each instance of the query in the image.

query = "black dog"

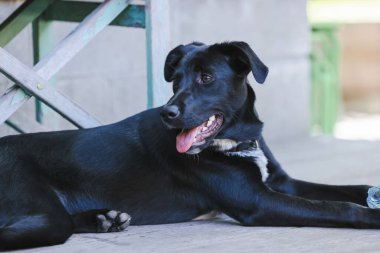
[0,41,379,250]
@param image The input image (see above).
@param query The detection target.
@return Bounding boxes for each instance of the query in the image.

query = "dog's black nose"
[161,105,180,120]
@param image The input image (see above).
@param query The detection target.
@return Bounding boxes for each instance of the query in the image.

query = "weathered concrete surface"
[16,137,380,253]
[17,220,380,253]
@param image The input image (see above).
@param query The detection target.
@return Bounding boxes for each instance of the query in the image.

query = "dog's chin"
[175,114,224,155]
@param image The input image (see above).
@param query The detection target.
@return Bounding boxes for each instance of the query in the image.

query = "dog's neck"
[216,83,263,142]
[208,84,269,182]
[209,83,263,154]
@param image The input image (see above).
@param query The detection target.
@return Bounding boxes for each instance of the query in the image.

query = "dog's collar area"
[210,139,259,153]
[234,140,259,152]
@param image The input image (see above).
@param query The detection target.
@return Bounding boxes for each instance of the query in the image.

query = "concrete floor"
[16,137,380,253]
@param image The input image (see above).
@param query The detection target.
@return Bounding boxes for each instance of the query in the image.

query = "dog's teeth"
[206,121,212,127]
[202,127,208,132]
[209,115,215,121]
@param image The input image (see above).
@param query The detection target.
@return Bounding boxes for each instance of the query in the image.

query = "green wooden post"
[32,17,55,123]
[310,24,340,134]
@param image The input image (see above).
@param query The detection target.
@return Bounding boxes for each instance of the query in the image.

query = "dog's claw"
[96,210,131,233]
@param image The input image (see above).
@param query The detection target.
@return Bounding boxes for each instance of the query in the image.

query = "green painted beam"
[42,2,145,28]
[32,17,55,123]
[310,24,340,134]
[0,0,56,47]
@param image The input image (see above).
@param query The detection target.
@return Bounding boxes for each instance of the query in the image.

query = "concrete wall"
[0,0,310,143]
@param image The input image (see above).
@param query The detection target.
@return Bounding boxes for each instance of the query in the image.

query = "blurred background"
[0,0,379,148]
[309,0,380,141]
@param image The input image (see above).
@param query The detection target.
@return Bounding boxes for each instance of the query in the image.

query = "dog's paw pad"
[96,210,131,233]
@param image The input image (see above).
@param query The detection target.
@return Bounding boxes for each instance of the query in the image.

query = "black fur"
[0,41,378,250]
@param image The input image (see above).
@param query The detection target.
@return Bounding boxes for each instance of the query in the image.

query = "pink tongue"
[176,127,200,153]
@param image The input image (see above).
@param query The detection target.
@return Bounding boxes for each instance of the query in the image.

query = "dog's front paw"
[96,210,131,232]
[367,187,380,209]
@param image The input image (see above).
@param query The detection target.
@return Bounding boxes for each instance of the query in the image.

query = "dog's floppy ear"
[164,45,184,82]
[214,41,269,84]
[164,42,204,82]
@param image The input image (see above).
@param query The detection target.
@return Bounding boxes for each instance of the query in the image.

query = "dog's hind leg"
[0,210,73,250]
[0,164,74,250]
[71,209,131,233]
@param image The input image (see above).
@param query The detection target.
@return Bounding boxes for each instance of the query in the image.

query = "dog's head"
[160,41,268,154]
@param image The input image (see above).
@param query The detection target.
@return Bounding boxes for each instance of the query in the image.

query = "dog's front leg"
[260,138,371,206]
[227,189,380,229]
[199,155,380,229]
[267,171,370,206]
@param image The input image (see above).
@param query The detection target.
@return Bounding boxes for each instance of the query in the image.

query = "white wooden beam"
[145,0,171,107]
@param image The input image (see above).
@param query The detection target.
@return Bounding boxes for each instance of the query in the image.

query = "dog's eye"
[200,73,214,84]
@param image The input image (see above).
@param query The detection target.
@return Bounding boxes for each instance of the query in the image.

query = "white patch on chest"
[211,139,269,182]
[226,148,269,182]
[211,139,240,152]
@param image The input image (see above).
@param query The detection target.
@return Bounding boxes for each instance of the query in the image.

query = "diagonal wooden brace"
[0,48,100,128]
[0,0,131,128]
[0,0,56,47]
